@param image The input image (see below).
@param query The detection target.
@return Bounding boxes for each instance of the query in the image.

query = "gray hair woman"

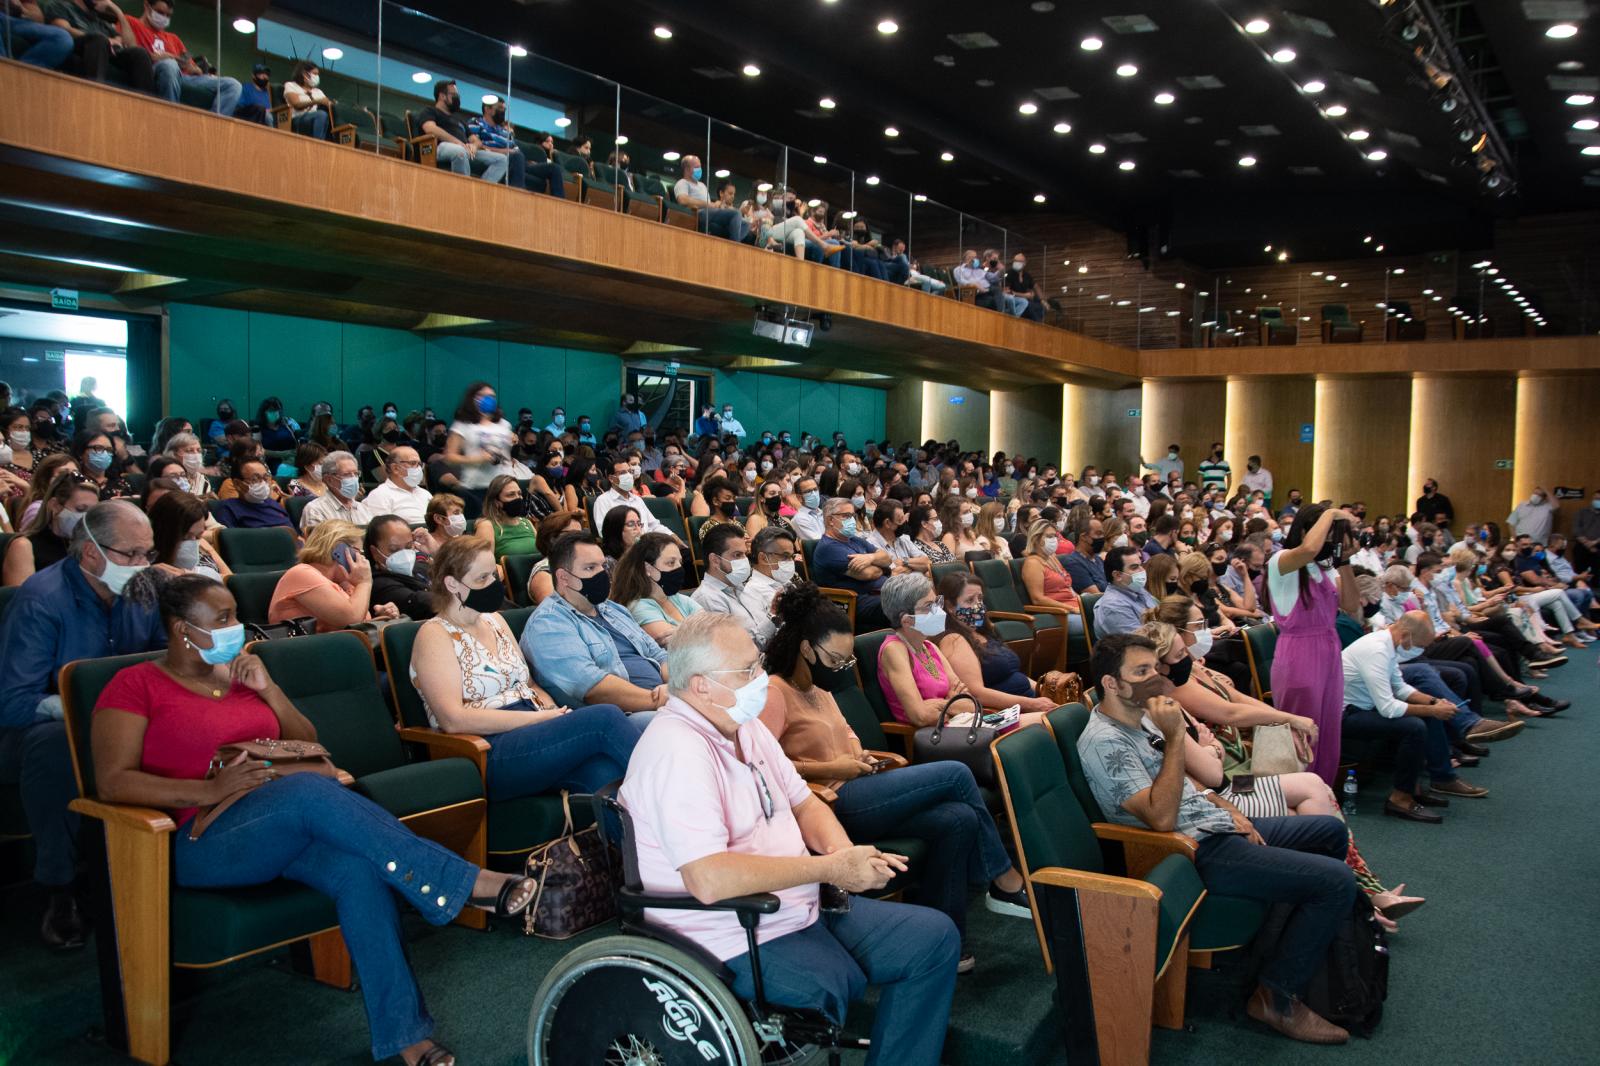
[161,431,215,498]
[874,572,971,727]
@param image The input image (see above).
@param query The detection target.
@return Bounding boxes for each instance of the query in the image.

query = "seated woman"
[287,441,329,497]
[973,501,1012,561]
[938,495,983,560]
[214,458,295,530]
[759,582,1031,972]
[2,470,99,587]
[903,504,955,564]
[1143,552,1182,600]
[526,509,584,605]
[72,428,133,501]
[1176,551,1251,691]
[934,572,1057,715]
[410,537,644,806]
[161,432,217,499]
[1445,543,1564,658]
[612,532,699,646]
[1138,616,1424,931]
[744,477,796,540]
[12,452,80,531]
[366,514,434,621]
[473,474,539,560]
[92,574,534,1066]
[560,456,602,517]
[269,520,401,633]
[423,492,468,550]
[1018,519,1086,637]
[599,505,642,570]
[147,489,229,582]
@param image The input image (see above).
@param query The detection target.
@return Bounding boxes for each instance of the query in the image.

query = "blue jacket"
[0,557,166,731]
[522,593,667,708]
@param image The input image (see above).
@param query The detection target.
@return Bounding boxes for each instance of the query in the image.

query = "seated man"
[1079,634,1356,1044]
[213,457,294,530]
[523,130,571,199]
[465,99,527,190]
[1093,544,1157,636]
[1003,252,1046,321]
[522,532,668,715]
[419,79,509,185]
[0,500,164,948]
[690,524,773,647]
[363,445,432,526]
[742,525,799,621]
[1341,611,1485,823]
[128,0,240,115]
[619,612,959,1066]
[673,156,748,242]
[593,457,675,540]
[4,1,73,69]
[234,61,272,124]
[43,0,155,90]
[810,496,895,631]
[300,450,373,532]
[789,476,825,541]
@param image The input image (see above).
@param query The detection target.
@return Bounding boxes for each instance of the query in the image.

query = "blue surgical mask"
[692,167,703,181]
[1396,643,1424,662]
[186,621,246,665]
[713,670,769,725]
[1128,570,1148,591]
[476,394,498,415]
[87,449,114,471]
[839,516,858,538]
[803,490,820,509]
[338,476,360,499]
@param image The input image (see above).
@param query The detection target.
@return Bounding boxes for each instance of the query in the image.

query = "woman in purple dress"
[1264,504,1361,784]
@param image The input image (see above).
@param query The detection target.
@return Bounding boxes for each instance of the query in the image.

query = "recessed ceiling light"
[653,25,673,39]
[509,45,528,57]
[482,94,499,105]
[1239,155,1258,167]
[1154,92,1175,105]
[913,193,927,202]
[1118,158,1136,170]
[231,18,255,33]
[807,198,821,207]
[411,71,431,84]
[1116,63,1139,77]
[1079,264,1089,273]
[554,117,572,128]
[756,182,773,192]
[1324,103,1348,117]
[1081,36,1104,51]
[884,125,900,136]
[1375,243,1385,252]
[1559,60,1585,71]
[1366,149,1388,161]
[614,135,629,144]
[865,175,880,185]
[320,47,343,61]
[663,151,681,161]
[1573,118,1599,130]
[1018,101,1039,115]
[1302,80,1326,94]
[742,63,761,76]
[714,168,730,178]
[813,154,828,164]
[1088,143,1107,154]
[1566,93,1595,106]
[1271,48,1296,63]
[1053,121,1073,134]
[1583,145,1600,156]
[940,150,955,161]
[1348,128,1370,140]
[1244,18,1270,34]
[818,97,837,109]
[1546,23,1578,39]
[1325,273,1337,280]
[877,19,899,35]
[1176,281,1186,289]
[1033,193,1047,203]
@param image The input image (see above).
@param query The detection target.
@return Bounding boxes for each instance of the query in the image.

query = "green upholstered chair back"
[1045,703,1110,822]
[833,673,892,752]
[503,552,540,607]
[852,629,896,725]
[801,537,820,574]
[1243,622,1277,702]
[501,606,534,640]
[974,558,1026,613]
[60,651,167,799]
[1321,303,1351,325]
[644,496,688,542]
[992,723,1106,877]
[283,494,312,531]
[930,560,970,587]
[1079,591,1102,647]
[253,632,406,779]
[381,620,429,729]
[226,570,287,626]
[217,526,299,573]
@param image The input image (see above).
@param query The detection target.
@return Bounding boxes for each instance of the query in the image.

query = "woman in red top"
[1018,518,1086,640]
[92,575,534,1066]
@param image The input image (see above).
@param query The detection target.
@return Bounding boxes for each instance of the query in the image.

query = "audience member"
[213,458,293,530]
[362,444,432,525]
[4,1,73,69]
[463,99,528,189]
[673,156,748,241]
[129,0,239,114]
[1019,519,1085,636]
[281,58,332,139]
[44,0,155,92]
[3,471,98,587]
[613,531,699,646]
[935,572,1056,714]
[592,456,672,538]
[473,474,539,560]
[1094,544,1157,636]
[268,520,398,632]
[365,514,434,620]
[299,450,371,532]
[690,524,773,646]
[811,497,894,630]
[420,80,509,184]
[1002,251,1044,321]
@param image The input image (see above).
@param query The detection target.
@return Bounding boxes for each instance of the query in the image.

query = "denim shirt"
[522,593,667,707]
[0,557,166,730]
[1094,582,1158,637]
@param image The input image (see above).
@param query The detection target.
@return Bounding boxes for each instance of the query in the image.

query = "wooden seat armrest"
[335,769,356,788]
[398,726,491,776]
[69,798,175,834]
[819,586,858,604]
[1025,603,1072,617]
[877,721,916,738]
[1030,865,1162,902]
[866,750,909,771]
[807,782,839,804]
[987,610,1037,631]
[1092,822,1198,878]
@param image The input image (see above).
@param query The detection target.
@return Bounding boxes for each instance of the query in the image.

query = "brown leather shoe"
[1467,719,1525,742]
[1431,778,1488,798]
[1246,984,1349,1044]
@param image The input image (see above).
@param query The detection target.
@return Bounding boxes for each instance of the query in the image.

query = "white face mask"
[86,523,147,596]
[961,511,975,528]
[927,518,942,537]
[756,193,768,205]
[1189,628,1214,659]
[385,548,417,576]
[174,538,201,571]
[846,462,862,476]
[0,444,11,466]
[8,429,30,449]
[616,473,634,492]
[851,494,866,509]
[246,480,273,502]
[964,487,979,499]
[760,460,773,473]
[54,508,86,538]
[712,670,770,725]
[147,10,170,30]
[1113,533,1130,548]
[181,452,203,471]
[911,603,947,638]
[403,466,425,488]
[306,72,320,88]
[445,513,467,535]
[724,556,751,586]
[1043,536,1060,554]
[773,560,797,585]
[1127,569,1148,591]
[744,468,758,483]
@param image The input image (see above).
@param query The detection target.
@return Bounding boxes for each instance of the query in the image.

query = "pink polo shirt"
[619,695,819,961]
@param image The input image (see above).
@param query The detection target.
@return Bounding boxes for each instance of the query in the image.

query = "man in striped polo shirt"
[1198,441,1231,494]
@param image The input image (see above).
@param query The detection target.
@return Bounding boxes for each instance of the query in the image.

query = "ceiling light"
[1364,236,1375,244]
[653,25,673,39]
[756,182,773,192]
[320,47,343,61]
[1366,149,1388,161]
[1559,60,1585,70]
[714,169,730,178]
[1583,145,1600,156]
[1244,18,1270,34]
[554,117,572,128]
[1176,281,1186,289]
[1263,244,1273,252]
[1391,267,1405,275]
[1080,36,1104,51]
[1574,118,1600,130]
[1033,193,1047,203]
[1302,80,1326,94]
[914,193,927,202]
[807,198,821,207]
[1116,299,1132,306]
[1471,259,1491,268]
[877,19,899,35]
[1348,128,1370,141]
[1325,273,1337,280]
[1118,159,1136,170]
[1324,104,1348,117]
[231,18,255,33]
[940,150,955,161]
[1566,93,1595,106]
[742,63,761,77]
[411,71,431,84]
[1079,264,1089,273]
[1546,23,1578,39]
[1276,250,1289,262]
[818,97,837,110]
[509,45,528,57]
[614,135,629,144]
[1375,244,1385,252]
[884,125,900,136]
[1053,121,1072,134]
[865,175,880,185]
[1340,281,1349,288]
[1089,143,1107,154]
[1154,92,1175,105]
[481,94,499,105]
[1116,63,1139,77]
[1271,48,1296,63]
[1485,267,1499,275]
[811,154,828,165]
[662,151,681,161]
[1239,155,1258,167]
[1018,101,1039,115]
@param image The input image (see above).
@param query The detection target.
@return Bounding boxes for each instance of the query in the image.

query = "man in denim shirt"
[522,532,667,717]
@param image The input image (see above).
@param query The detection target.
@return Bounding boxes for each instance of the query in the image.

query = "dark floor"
[1,651,1594,1064]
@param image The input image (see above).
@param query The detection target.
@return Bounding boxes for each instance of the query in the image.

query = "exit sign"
[50,288,78,311]
[1493,459,1513,470]
[949,395,966,405]
[1126,408,1141,417]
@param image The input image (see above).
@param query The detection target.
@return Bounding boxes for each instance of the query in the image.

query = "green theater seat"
[217,526,298,573]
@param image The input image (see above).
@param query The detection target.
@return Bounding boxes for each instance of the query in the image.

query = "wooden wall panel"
[1064,384,1142,478]
[1146,335,1600,379]
[1224,378,1316,505]
[1139,381,1225,480]
[886,378,923,446]
[1313,377,1411,516]
[1514,374,1600,539]
[990,385,1064,465]
[922,382,990,453]
[1409,376,1517,529]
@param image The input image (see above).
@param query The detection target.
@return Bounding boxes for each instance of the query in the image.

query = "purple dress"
[1269,565,1343,784]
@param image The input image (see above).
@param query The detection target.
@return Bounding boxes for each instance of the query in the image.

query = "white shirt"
[691,574,774,647]
[791,506,825,541]
[449,418,517,489]
[1129,492,1151,518]
[301,492,373,533]
[673,177,711,206]
[719,415,747,440]
[363,480,432,525]
[1341,630,1417,719]
[1240,467,1274,497]
[740,568,793,625]
[1349,547,1386,574]
[593,488,666,536]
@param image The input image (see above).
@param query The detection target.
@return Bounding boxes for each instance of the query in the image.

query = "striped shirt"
[1197,457,1230,491]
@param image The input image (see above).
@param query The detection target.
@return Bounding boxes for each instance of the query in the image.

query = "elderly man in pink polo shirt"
[620,612,959,1066]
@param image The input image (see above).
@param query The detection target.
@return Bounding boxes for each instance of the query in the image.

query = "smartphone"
[869,756,895,773]
[332,543,356,569]
[1230,774,1256,796]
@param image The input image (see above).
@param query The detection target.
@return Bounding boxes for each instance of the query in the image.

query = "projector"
[753,308,815,348]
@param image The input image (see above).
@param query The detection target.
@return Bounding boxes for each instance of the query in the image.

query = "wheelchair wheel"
[529,935,766,1065]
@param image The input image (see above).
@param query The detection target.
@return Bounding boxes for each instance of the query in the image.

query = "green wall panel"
[564,348,623,425]
[500,343,566,422]
[756,375,802,436]
[424,336,499,413]
[246,312,341,424]
[341,324,425,421]
[798,380,839,443]
[168,304,248,420]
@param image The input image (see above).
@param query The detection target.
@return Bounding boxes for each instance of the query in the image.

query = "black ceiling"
[293,0,1596,267]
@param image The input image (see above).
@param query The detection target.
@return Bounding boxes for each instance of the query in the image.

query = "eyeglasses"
[816,647,857,671]
[761,551,796,563]
[747,762,775,822]
[708,661,764,686]
[104,544,159,565]
[914,597,947,616]
[622,520,643,531]
[1183,620,1207,632]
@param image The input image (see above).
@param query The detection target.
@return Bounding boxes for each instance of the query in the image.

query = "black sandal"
[470,875,536,917]
[416,1042,455,1066]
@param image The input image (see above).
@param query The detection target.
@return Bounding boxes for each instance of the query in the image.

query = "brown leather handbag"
[1037,671,1084,707]
[189,738,340,839]
[523,791,617,940]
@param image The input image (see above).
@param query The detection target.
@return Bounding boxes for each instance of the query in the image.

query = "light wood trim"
[1029,866,1163,900]
[1152,929,1192,1031]
[807,782,840,804]
[865,750,909,771]
[1077,888,1158,1066]
[69,798,176,834]
[399,799,490,932]
[1145,336,1600,379]
[1188,950,1214,969]
[1091,822,1198,879]
[396,726,491,778]
[176,924,341,970]
[987,610,1037,629]
[308,929,354,990]
[101,811,172,1065]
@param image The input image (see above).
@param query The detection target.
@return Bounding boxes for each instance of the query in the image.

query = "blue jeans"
[435,142,509,184]
[1341,706,1455,791]
[1,12,72,68]
[173,773,477,1060]
[882,254,911,285]
[724,895,959,1066]
[526,159,566,196]
[699,207,749,242]
[484,703,638,802]
[497,146,526,189]
[0,720,78,886]
[1401,661,1481,735]
[831,761,1009,936]
[1194,815,1355,1006]
[843,246,885,279]
[291,109,329,140]
[1565,586,1593,613]
[153,59,241,115]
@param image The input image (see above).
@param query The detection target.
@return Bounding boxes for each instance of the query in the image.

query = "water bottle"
[1342,770,1359,816]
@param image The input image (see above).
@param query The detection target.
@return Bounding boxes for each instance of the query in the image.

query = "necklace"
[908,638,942,678]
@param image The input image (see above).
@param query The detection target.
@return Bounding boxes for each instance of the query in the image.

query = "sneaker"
[985,883,1032,918]
[1526,654,1568,669]
[957,952,976,975]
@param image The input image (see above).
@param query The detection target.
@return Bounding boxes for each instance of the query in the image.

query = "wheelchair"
[527,789,869,1065]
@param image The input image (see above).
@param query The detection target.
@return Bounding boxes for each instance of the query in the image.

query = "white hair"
[666,612,748,696]
[162,431,200,456]
[320,450,357,480]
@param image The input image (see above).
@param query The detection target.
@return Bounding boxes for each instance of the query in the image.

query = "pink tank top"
[877,632,952,723]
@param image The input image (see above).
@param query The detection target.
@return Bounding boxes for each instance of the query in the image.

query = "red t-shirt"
[124,18,186,59]
[94,661,280,826]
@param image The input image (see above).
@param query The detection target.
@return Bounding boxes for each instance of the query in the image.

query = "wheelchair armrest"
[618,886,781,916]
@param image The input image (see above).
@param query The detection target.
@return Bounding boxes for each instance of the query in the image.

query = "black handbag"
[911,693,1004,788]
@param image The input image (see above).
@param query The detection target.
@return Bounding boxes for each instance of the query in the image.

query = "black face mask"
[807,650,852,693]
[1211,560,1228,577]
[1090,536,1106,554]
[762,495,781,513]
[456,580,504,614]
[655,566,686,597]
[567,567,611,605]
[502,497,528,518]
[718,500,738,518]
[1165,654,1194,688]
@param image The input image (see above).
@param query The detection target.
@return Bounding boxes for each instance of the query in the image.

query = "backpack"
[1250,894,1390,1037]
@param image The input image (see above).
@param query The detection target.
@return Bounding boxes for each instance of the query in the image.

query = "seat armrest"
[618,886,780,915]
[988,610,1037,631]
[69,798,176,834]
[335,769,356,788]
[866,750,909,771]
[807,782,839,804]
[1030,865,1162,902]
[398,726,491,777]
[1092,822,1198,878]
[1026,602,1077,617]
[877,721,916,737]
